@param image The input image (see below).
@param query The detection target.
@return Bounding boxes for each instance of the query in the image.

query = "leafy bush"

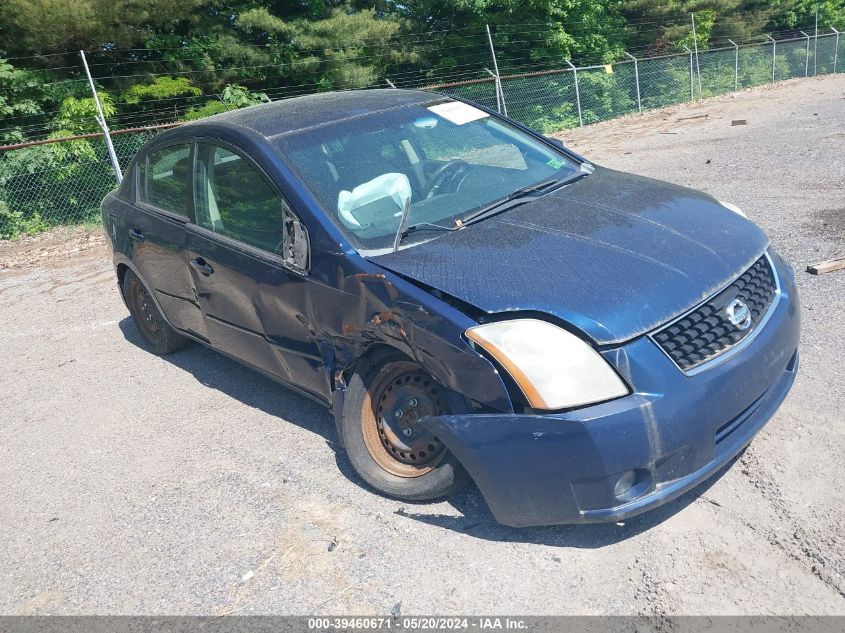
[122,77,202,105]
[185,84,268,120]
[0,199,48,239]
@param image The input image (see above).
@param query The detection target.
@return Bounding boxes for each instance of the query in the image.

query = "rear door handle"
[128,227,145,242]
[190,257,214,276]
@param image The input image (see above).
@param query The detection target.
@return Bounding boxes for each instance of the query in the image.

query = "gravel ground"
[1,75,843,616]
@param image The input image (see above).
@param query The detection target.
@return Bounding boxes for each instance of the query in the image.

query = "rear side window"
[139,144,191,216]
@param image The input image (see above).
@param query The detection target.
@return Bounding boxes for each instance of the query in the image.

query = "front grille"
[653,255,777,372]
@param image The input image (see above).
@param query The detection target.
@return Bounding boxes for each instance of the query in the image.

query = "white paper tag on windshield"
[427,101,489,125]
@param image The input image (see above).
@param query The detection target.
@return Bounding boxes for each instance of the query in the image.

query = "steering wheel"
[426,159,469,199]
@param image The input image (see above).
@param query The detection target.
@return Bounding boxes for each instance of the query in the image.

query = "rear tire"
[339,351,468,501]
[122,269,188,355]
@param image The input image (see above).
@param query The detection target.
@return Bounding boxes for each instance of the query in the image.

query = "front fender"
[320,254,515,418]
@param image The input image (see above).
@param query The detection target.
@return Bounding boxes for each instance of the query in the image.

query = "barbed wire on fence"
[1,25,843,239]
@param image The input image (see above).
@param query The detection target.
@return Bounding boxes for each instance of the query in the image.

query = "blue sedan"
[101,89,800,527]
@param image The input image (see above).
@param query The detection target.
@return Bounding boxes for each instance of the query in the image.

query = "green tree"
[0,0,205,56]
[615,1,840,53]
[0,60,64,142]
[772,0,845,29]
[184,84,269,119]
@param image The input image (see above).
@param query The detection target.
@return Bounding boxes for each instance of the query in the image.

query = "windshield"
[275,99,580,252]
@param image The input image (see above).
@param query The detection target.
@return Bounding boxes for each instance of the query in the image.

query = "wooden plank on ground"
[806,256,845,275]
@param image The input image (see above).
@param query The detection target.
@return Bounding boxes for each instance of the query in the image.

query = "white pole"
[833,27,841,73]
[728,39,739,91]
[800,30,811,76]
[814,8,819,75]
[80,49,122,184]
[485,24,505,114]
[767,35,777,82]
[483,68,507,116]
[385,78,397,89]
[624,52,642,112]
[813,5,819,77]
[565,59,582,127]
[691,14,703,99]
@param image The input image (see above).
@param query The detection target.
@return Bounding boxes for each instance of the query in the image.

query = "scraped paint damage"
[267,257,515,420]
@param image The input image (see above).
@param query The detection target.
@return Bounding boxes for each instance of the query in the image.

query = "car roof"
[183,88,441,139]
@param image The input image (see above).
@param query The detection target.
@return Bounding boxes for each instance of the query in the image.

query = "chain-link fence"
[433,32,844,132]
[0,128,166,238]
[1,30,843,239]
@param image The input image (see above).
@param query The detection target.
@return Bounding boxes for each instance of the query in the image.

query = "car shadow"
[119,316,385,492]
[119,316,740,549]
[118,319,335,435]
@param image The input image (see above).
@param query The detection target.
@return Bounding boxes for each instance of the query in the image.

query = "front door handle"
[128,227,145,242]
[190,257,214,276]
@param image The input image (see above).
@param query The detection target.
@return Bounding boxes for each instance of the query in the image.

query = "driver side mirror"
[283,207,309,272]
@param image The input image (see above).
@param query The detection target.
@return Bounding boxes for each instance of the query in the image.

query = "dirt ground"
[1,75,843,615]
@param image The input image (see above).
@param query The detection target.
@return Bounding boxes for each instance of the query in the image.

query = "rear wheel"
[340,354,468,500]
[122,269,188,355]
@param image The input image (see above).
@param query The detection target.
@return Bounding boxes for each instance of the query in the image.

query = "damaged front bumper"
[422,255,801,528]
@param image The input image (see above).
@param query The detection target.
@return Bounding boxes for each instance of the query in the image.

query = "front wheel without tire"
[122,269,188,355]
[340,355,468,501]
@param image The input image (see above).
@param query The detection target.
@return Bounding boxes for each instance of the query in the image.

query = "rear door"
[184,140,327,401]
[113,141,206,339]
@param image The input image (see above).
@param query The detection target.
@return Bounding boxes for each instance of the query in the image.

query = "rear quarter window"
[139,144,191,216]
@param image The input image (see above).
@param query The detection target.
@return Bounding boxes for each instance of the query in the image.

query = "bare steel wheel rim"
[131,279,160,340]
[361,362,449,478]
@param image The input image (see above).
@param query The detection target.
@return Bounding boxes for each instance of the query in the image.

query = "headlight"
[718,200,747,218]
[465,319,629,410]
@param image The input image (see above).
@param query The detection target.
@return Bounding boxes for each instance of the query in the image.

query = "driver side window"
[193,143,308,270]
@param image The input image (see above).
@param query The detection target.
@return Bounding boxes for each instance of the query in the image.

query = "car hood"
[370,167,768,345]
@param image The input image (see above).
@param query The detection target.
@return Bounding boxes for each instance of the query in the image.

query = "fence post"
[682,46,694,100]
[800,30,811,76]
[728,39,739,91]
[766,35,777,82]
[565,59,583,127]
[485,24,506,115]
[624,52,642,112]
[690,13,703,99]
[483,68,507,116]
[833,27,841,73]
[813,8,818,76]
[80,50,122,184]
[498,76,508,116]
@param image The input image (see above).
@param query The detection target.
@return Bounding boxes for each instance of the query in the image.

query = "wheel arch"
[116,262,130,288]
[113,255,181,334]
[330,341,475,447]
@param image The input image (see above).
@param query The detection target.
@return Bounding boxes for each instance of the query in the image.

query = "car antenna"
[392,196,412,253]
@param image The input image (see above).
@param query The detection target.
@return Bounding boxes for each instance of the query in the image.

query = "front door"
[185,141,328,401]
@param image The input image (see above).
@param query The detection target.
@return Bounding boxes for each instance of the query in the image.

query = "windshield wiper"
[395,221,458,248]
[390,169,589,250]
[459,172,589,228]
[392,197,413,253]
[392,195,459,252]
